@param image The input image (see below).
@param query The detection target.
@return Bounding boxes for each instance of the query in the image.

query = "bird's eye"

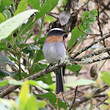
[63,33,68,38]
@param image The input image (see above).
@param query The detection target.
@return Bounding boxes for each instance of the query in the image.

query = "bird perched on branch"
[43,28,70,94]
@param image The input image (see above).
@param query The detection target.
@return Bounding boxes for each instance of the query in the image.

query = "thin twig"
[73,85,109,107]
[72,33,110,58]
[96,1,110,56]
[77,0,90,13]
[98,60,107,71]
[73,56,110,64]
[97,1,104,39]
[75,47,110,61]
[48,12,59,19]
[69,86,78,110]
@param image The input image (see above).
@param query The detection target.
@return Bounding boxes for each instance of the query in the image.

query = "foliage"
[0,9,37,40]
[0,81,46,110]
[0,0,109,110]
[68,9,97,48]
[101,72,110,85]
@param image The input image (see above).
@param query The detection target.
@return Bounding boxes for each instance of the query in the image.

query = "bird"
[43,28,69,94]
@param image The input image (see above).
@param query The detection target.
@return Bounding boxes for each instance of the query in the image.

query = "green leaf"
[10,72,28,80]
[68,25,85,48]
[82,9,97,24]
[0,80,8,87]
[9,80,23,85]
[26,95,37,110]
[37,73,53,85]
[34,49,44,62]
[68,9,97,48]
[67,64,82,72]
[36,0,59,19]
[37,37,45,45]
[15,0,28,15]
[37,92,67,109]
[49,83,56,91]
[28,0,40,10]
[0,0,12,12]
[19,80,46,110]
[18,18,34,36]
[44,15,56,23]
[37,92,56,106]
[22,44,40,58]
[28,80,39,86]
[101,72,110,85]
[0,42,7,50]
[31,63,47,73]
[36,100,46,110]
[26,95,46,110]
[0,13,5,22]
[25,95,46,110]
[19,81,29,110]
[0,9,37,40]
[0,70,11,77]
[29,80,49,89]
[66,79,95,87]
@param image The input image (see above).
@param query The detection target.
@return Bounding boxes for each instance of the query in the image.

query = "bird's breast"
[43,42,66,63]
[45,36,63,43]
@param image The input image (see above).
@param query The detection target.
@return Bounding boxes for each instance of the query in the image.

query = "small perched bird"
[43,28,69,94]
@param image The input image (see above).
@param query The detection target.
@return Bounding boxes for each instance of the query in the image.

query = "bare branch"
[73,56,110,64]
[69,86,78,110]
[96,1,110,56]
[75,47,110,60]
[72,33,110,58]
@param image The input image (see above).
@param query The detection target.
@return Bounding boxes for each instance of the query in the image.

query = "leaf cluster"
[0,0,109,110]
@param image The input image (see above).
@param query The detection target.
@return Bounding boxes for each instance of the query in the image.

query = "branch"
[1,46,110,97]
[96,1,110,56]
[0,64,65,98]
[74,94,107,107]
[1,34,110,97]
[72,56,110,64]
[69,86,78,110]
[72,33,110,58]
[66,85,109,107]
[75,47,110,61]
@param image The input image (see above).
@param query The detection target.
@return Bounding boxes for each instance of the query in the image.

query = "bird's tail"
[55,67,65,94]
